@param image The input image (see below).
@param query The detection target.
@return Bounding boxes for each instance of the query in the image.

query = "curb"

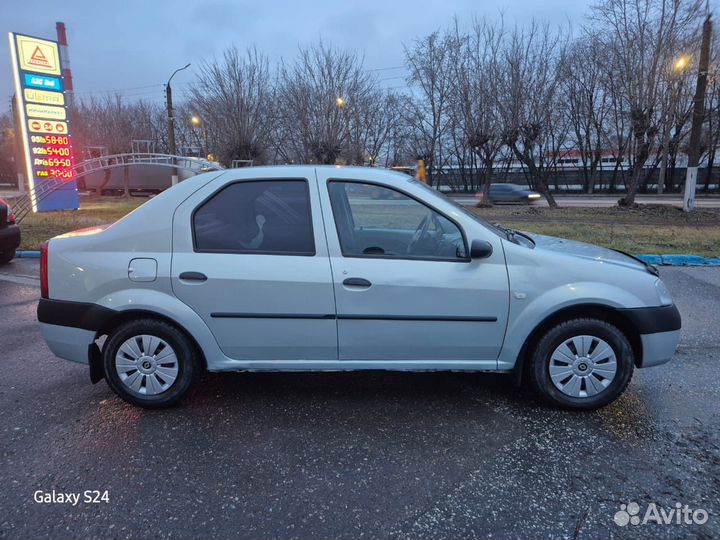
[635,254,720,266]
[14,251,720,266]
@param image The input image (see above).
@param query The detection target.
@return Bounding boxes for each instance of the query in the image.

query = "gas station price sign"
[8,32,79,212]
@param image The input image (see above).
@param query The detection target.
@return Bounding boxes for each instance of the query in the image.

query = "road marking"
[0,273,40,287]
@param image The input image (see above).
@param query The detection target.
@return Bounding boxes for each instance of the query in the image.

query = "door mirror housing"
[470,239,493,259]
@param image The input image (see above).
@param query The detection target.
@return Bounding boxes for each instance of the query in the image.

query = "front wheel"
[102,319,201,408]
[528,318,634,410]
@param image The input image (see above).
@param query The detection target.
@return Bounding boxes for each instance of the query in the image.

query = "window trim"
[191,178,317,257]
[327,179,471,263]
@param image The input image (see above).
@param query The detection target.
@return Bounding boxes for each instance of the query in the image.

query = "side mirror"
[470,239,493,259]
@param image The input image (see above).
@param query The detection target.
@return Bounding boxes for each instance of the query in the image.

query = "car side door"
[316,171,509,366]
[170,172,337,361]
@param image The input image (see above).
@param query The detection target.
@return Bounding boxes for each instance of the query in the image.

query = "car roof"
[217,165,414,184]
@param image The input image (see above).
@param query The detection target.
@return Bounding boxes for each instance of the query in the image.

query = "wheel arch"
[512,303,642,385]
[95,309,208,369]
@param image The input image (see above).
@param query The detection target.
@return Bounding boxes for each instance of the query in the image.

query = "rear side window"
[193,180,315,255]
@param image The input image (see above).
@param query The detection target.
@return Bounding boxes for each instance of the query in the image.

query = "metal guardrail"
[73,153,224,179]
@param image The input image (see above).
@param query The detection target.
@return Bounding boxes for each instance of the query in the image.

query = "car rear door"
[170,171,337,361]
[316,170,509,365]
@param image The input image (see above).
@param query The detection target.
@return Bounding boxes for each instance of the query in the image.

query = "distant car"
[37,166,680,410]
[0,198,20,264]
[476,183,542,204]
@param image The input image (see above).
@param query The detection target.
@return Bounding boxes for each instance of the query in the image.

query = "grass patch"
[471,204,720,256]
[14,196,720,257]
[501,222,720,257]
[17,197,145,251]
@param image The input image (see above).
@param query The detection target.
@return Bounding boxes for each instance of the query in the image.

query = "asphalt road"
[0,259,718,540]
[449,194,720,207]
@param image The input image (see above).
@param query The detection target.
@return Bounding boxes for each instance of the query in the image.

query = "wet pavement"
[0,261,718,539]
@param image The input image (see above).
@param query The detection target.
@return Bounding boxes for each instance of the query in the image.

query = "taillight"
[8,210,15,223]
[40,241,49,299]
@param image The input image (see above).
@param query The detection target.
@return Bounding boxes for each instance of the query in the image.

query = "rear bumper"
[37,298,115,331]
[39,322,96,364]
[38,299,116,364]
[0,224,20,252]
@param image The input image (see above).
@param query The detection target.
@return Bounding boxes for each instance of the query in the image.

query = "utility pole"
[683,12,712,212]
[166,63,190,186]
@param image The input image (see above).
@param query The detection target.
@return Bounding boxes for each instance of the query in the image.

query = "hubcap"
[549,335,617,398]
[115,335,179,395]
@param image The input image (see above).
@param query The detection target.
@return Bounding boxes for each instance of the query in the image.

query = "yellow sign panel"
[24,88,65,106]
[26,103,66,120]
[15,35,61,75]
[28,119,69,135]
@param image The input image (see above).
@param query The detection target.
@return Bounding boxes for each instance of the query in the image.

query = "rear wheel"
[528,318,634,410]
[102,319,201,408]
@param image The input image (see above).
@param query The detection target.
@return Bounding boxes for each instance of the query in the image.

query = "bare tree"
[346,90,402,165]
[277,42,375,164]
[562,34,611,194]
[448,19,505,200]
[591,0,703,206]
[404,32,454,184]
[189,47,275,166]
[495,21,569,208]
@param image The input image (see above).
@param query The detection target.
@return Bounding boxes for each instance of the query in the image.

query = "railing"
[10,153,224,223]
[74,153,224,179]
[11,179,77,224]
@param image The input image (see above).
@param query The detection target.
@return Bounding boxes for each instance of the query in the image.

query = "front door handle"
[343,277,371,288]
[179,271,207,281]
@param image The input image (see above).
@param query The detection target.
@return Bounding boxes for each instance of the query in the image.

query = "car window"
[327,181,467,260]
[193,179,315,255]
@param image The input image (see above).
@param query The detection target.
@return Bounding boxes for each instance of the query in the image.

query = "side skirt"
[206,359,505,373]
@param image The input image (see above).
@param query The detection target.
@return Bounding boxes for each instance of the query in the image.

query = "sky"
[1,0,592,107]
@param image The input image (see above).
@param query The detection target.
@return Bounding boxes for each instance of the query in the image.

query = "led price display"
[8,32,79,212]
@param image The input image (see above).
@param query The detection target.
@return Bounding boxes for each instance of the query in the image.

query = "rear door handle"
[179,271,207,281]
[343,277,371,288]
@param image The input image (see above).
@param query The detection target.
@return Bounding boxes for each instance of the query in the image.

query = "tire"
[102,319,201,408]
[528,318,634,410]
[0,249,15,265]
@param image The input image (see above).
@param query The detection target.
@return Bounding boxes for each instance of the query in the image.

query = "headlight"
[655,278,673,306]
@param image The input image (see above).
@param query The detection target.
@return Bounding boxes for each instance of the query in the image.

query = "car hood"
[526,233,650,272]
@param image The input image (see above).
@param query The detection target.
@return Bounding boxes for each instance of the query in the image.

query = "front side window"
[193,180,315,255]
[327,181,467,260]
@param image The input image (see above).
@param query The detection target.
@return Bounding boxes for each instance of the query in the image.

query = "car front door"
[317,172,509,365]
[171,173,337,361]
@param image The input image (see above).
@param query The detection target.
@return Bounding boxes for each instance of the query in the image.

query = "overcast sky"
[1,0,592,106]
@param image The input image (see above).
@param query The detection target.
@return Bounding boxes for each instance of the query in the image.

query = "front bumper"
[640,330,681,368]
[618,304,682,368]
[0,224,21,252]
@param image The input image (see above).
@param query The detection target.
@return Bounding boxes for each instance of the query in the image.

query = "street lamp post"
[166,63,190,185]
